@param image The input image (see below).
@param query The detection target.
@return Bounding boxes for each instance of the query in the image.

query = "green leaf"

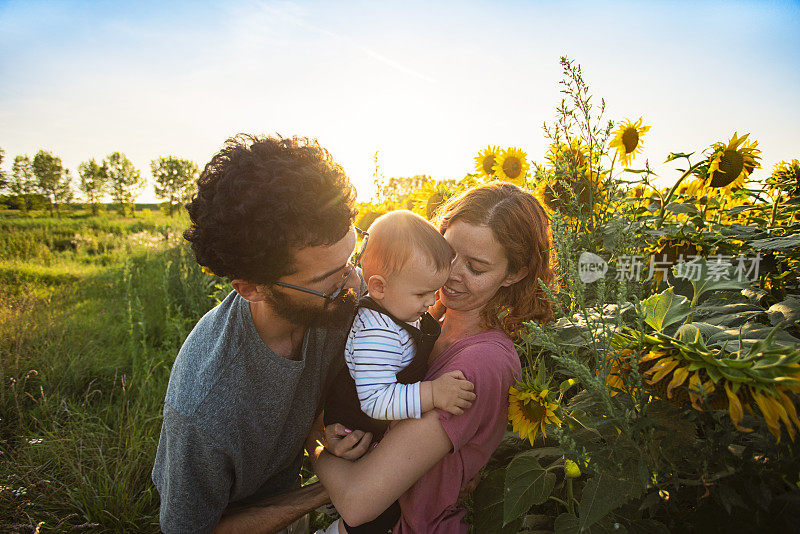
[767,295,800,327]
[694,302,766,327]
[554,513,580,534]
[672,258,748,302]
[578,473,644,530]
[504,451,557,525]
[473,470,522,534]
[665,151,694,163]
[748,234,800,251]
[706,323,800,352]
[560,378,578,393]
[641,288,691,332]
[664,202,698,215]
[522,513,552,530]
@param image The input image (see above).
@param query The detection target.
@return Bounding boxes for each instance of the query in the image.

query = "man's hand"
[214,482,329,534]
[322,423,373,460]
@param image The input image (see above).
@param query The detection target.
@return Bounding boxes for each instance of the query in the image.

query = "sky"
[1,0,799,202]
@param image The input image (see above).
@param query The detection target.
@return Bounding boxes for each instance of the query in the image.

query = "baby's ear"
[367,275,387,298]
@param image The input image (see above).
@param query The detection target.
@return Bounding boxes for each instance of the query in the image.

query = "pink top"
[394,330,522,533]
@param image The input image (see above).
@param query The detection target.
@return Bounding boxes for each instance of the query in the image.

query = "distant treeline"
[0,195,167,214]
[0,146,198,217]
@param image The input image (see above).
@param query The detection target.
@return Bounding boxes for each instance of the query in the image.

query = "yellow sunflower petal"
[688,372,705,411]
[724,382,753,432]
[667,366,690,399]
[753,391,784,442]
[778,390,800,432]
[645,358,681,385]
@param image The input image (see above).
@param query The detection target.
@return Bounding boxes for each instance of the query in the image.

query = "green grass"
[0,211,220,532]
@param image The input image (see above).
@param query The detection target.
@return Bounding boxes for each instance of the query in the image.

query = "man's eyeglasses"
[274,227,368,302]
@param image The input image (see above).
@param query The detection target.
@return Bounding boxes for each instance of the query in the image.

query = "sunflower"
[605,348,634,396]
[609,117,651,167]
[474,145,501,180]
[508,384,563,445]
[646,235,706,286]
[767,159,800,198]
[626,184,661,212]
[689,133,761,197]
[546,138,596,171]
[538,141,603,218]
[612,327,800,442]
[493,147,530,184]
[407,181,455,220]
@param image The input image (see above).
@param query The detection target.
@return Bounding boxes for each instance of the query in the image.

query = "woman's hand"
[322,423,373,461]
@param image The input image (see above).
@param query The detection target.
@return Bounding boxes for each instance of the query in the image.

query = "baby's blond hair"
[361,210,453,279]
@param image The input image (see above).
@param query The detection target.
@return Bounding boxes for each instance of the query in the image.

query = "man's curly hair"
[184,134,358,284]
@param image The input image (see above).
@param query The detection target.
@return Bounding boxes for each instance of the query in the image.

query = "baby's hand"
[431,370,476,415]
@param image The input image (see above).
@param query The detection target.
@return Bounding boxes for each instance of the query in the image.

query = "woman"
[308,182,555,533]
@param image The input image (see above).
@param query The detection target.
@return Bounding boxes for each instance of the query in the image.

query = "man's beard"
[265,286,358,327]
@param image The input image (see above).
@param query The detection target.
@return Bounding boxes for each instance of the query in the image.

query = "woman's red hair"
[435,182,556,337]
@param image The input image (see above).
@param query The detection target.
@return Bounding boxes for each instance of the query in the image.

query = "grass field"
[1,209,221,532]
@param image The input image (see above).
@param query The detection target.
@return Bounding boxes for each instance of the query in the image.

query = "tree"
[0,147,7,191]
[151,156,198,216]
[103,152,144,216]
[32,150,72,216]
[10,155,37,213]
[55,169,74,209]
[375,174,432,204]
[78,159,107,215]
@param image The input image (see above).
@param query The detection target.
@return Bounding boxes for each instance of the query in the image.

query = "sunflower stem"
[770,195,780,228]
[656,160,705,229]
[566,478,575,514]
[549,495,569,509]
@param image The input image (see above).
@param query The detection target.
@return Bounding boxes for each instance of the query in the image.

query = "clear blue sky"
[1,0,799,201]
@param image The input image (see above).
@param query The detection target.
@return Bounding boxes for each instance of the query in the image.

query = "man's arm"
[213,482,330,534]
[214,417,373,533]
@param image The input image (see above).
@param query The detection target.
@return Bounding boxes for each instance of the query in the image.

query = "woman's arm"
[309,411,452,526]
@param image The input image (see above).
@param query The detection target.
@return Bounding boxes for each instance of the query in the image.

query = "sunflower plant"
[421,56,800,532]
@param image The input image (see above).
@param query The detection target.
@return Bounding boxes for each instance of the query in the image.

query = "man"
[152,134,372,533]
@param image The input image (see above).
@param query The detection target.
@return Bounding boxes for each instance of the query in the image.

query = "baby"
[347,209,475,423]
[320,210,477,534]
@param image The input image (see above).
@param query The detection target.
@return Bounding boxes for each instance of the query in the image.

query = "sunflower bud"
[564,459,581,478]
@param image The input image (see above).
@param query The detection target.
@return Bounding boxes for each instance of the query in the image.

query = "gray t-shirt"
[152,290,350,533]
